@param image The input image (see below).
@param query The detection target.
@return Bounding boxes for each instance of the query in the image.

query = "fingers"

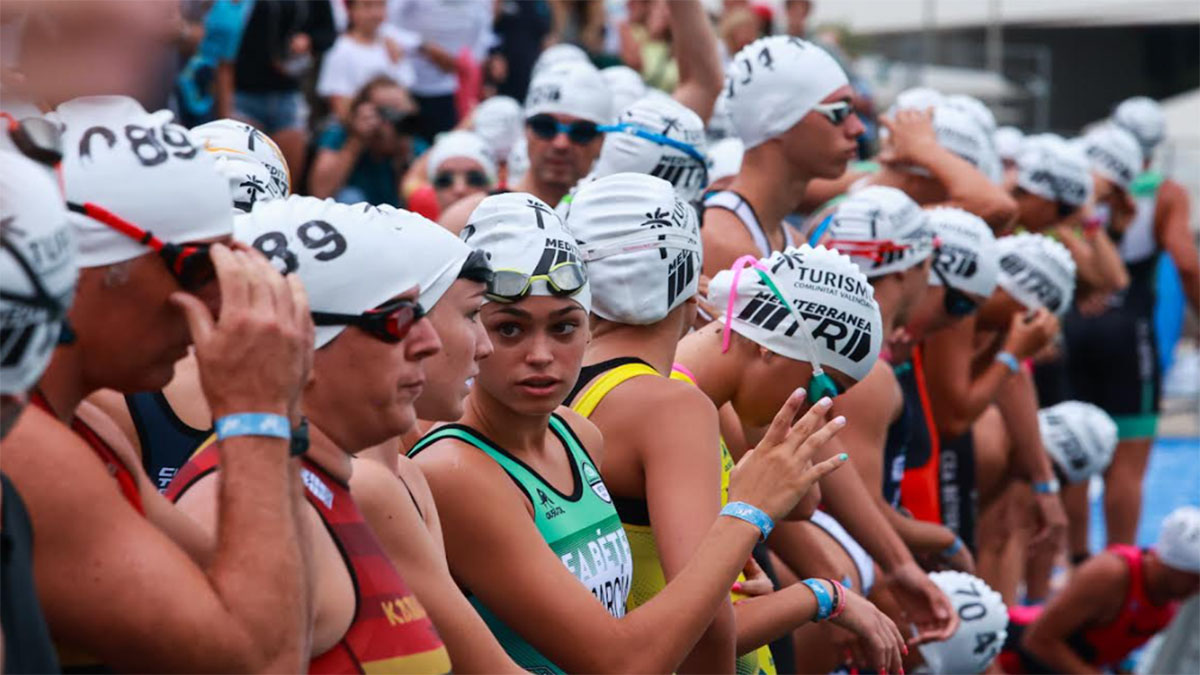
[235,250,271,315]
[792,411,846,463]
[804,447,850,485]
[757,387,806,450]
[210,243,249,317]
[169,291,215,346]
[781,395,834,454]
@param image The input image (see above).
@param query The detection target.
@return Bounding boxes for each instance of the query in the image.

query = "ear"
[758,345,775,363]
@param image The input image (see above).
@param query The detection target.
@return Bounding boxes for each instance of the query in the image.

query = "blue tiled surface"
[1089,437,1200,551]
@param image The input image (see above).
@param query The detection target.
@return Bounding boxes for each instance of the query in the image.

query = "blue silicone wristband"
[995,351,1020,374]
[720,501,774,542]
[802,578,834,621]
[1033,478,1060,495]
[215,413,291,441]
[941,536,964,558]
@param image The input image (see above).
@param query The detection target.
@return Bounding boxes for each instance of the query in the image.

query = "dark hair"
[352,76,401,111]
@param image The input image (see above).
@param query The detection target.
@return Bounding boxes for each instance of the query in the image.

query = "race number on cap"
[567,173,701,325]
[995,233,1076,316]
[925,207,999,300]
[1038,400,1118,484]
[234,196,470,348]
[918,571,1007,674]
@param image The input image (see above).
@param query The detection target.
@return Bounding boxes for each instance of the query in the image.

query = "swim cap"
[929,104,997,173]
[471,96,524,162]
[708,245,883,382]
[1077,124,1142,191]
[944,94,997,136]
[531,43,591,78]
[1112,96,1165,156]
[51,96,232,268]
[506,137,530,185]
[925,207,999,299]
[525,61,613,126]
[725,36,849,150]
[707,91,736,142]
[918,571,1007,674]
[191,118,290,213]
[426,130,497,185]
[1038,400,1118,484]
[824,186,935,278]
[892,87,944,113]
[1016,134,1093,208]
[994,126,1025,162]
[463,192,591,312]
[567,173,701,324]
[708,137,744,184]
[601,66,647,121]
[995,233,1076,316]
[235,196,470,349]
[1156,507,1200,574]
[0,150,77,396]
[590,96,709,203]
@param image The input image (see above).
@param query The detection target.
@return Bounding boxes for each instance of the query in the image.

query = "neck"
[303,416,354,485]
[675,324,741,407]
[729,146,810,232]
[461,387,553,457]
[585,314,683,375]
[35,347,92,422]
[515,174,569,208]
[349,25,377,42]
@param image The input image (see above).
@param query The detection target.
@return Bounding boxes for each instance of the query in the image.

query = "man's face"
[780,86,865,180]
[524,113,603,190]
[786,0,812,36]
[348,0,386,33]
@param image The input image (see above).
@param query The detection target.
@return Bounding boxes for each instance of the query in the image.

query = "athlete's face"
[525,113,603,191]
[904,285,985,339]
[309,287,442,451]
[1013,190,1061,231]
[896,257,934,327]
[735,348,855,428]
[475,295,589,417]
[415,279,493,422]
[780,86,865,180]
[433,157,492,212]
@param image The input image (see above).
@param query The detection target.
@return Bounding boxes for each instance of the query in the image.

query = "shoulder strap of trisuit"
[570,363,660,418]
[1131,170,1165,198]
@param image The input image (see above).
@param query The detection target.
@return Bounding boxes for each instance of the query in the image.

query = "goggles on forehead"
[824,232,940,264]
[720,255,840,404]
[486,261,587,303]
[579,231,701,262]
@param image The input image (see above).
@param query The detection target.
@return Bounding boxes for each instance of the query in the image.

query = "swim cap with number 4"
[918,571,1007,674]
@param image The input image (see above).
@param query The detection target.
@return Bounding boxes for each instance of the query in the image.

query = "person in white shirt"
[317,0,418,122]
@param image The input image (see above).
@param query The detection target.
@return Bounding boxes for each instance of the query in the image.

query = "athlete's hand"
[728,390,849,521]
[732,557,774,597]
[832,587,907,674]
[172,244,313,421]
[884,561,959,646]
[878,109,939,168]
[1030,492,1068,555]
[943,539,977,574]
[1002,308,1059,360]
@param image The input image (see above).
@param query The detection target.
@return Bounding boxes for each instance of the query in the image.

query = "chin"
[414,391,464,424]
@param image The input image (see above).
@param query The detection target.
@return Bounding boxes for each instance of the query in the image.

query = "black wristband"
[289,417,310,457]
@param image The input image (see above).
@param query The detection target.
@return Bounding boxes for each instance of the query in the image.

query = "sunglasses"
[66,202,216,293]
[722,255,840,404]
[1,113,63,167]
[311,297,425,344]
[812,100,855,126]
[433,169,490,190]
[526,114,603,145]
[931,259,978,317]
[486,261,587,303]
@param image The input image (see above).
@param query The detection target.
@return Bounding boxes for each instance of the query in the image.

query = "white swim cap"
[1078,124,1143,192]
[918,571,1007,674]
[0,150,77,396]
[525,61,613,126]
[601,66,647,121]
[463,192,591,312]
[1156,507,1200,574]
[944,94,997,136]
[590,96,709,203]
[235,196,470,349]
[51,96,232,268]
[707,137,744,184]
[531,43,591,78]
[567,173,701,324]
[1112,96,1165,156]
[725,36,849,150]
[994,126,1025,162]
[930,104,997,173]
[1016,134,1093,209]
[707,91,736,142]
[996,233,1076,316]
[708,245,883,382]
[892,87,944,113]
[426,131,497,185]
[471,96,524,163]
[191,118,290,213]
[925,207,999,300]
[824,186,935,278]
[506,137,530,185]
[1038,400,1118,484]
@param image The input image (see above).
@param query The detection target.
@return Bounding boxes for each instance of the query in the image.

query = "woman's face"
[415,279,493,422]
[474,295,590,417]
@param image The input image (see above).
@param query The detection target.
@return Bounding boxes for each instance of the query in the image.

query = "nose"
[550,130,572,150]
[473,320,494,361]
[844,112,866,138]
[524,331,554,367]
[405,316,442,362]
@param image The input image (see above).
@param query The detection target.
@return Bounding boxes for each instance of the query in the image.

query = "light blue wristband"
[1032,478,1060,495]
[802,578,834,621]
[720,501,774,542]
[995,351,1020,374]
[214,413,291,441]
[941,536,964,558]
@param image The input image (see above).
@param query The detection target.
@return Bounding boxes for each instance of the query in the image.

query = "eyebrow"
[494,307,532,318]
[552,306,584,316]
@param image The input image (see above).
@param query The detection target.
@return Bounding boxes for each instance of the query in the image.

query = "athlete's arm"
[798,171,868,215]
[416,394,852,673]
[667,0,723,123]
[1156,180,1199,314]
[702,208,764,278]
[590,377,736,672]
[1081,225,1130,293]
[350,457,523,673]
[1021,552,1127,674]
[1050,225,1108,292]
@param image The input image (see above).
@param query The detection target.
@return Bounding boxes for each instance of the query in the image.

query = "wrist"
[995,351,1020,374]
[215,412,291,442]
[1032,478,1061,495]
[209,400,288,421]
[720,501,775,542]
[802,578,835,621]
[940,536,964,559]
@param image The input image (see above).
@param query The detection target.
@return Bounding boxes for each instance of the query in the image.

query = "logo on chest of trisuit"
[581,462,612,503]
[537,487,566,519]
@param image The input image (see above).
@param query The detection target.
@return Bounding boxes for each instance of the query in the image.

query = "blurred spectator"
[492,0,553,101]
[230,0,335,184]
[317,0,418,122]
[717,8,759,65]
[617,0,649,73]
[549,0,606,55]
[639,1,677,92]
[749,4,773,36]
[427,130,497,212]
[388,0,492,142]
[785,0,813,37]
[309,76,418,206]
